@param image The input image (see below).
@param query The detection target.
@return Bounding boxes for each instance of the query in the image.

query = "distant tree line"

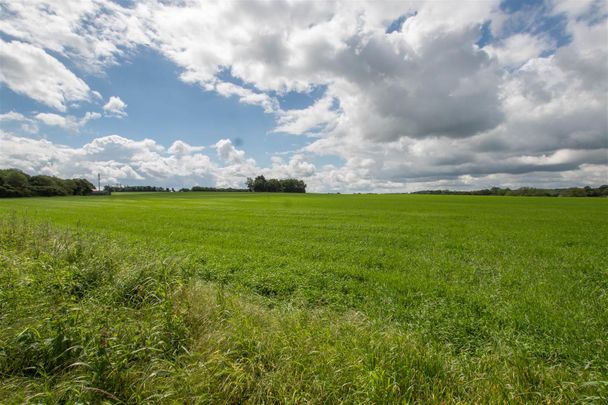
[0,168,95,198]
[107,181,307,193]
[246,176,307,193]
[412,186,608,197]
[181,186,249,192]
[106,185,175,192]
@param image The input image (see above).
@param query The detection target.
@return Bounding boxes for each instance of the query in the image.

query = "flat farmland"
[1,193,606,403]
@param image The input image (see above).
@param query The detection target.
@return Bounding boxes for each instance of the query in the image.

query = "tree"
[246,175,306,193]
[0,169,31,197]
[73,179,95,195]
[0,169,95,198]
[266,178,282,192]
[5,169,29,188]
[29,175,68,196]
[280,178,306,193]
[253,175,267,192]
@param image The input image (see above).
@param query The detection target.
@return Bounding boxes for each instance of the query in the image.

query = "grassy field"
[1,192,606,403]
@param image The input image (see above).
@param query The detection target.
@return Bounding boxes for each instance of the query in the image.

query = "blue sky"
[1,46,314,167]
[1,0,606,191]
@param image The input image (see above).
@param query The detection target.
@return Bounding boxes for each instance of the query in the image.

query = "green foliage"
[4,170,29,188]
[0,169,95,198]
[252,175,267,192]
[413,185,608,197]
[0,194,606,403]
[266,178,282,192]
[279,178,307,193]
[0,218,192,402]
[246,175,307,192]
[189,186,248,192]
[108,185,173,192]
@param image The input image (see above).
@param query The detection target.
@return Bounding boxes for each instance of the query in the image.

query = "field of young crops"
[1,192,606,403]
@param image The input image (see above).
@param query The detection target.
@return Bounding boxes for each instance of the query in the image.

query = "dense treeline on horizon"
[107,179,307,193]
[2,168,606,198]
[0,169,95,198]
[106,185,175,192]
[412,185,608,197]
[183,186,249,192]
[246,176,307,193]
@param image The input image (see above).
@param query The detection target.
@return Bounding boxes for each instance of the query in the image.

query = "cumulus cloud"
[0,39,91,111]
[0,111,28,122]
[145,1,504,139]
[19,123,39,134]
[274,93,339,136]
[132,0,509,149]
[269,154,316,178]
[215,139,248,164]
[168,140,205,155]
[0,111,38,134]
[1,110,99,133]
[198,80,278,114]
[0,0,149,72]
[103,96,128,118]
[1,130,606,192]
[1,0,606,191]
[0,130,288,189]
[34,113,68,128]
[0,131,212,186]
[35,111,101,132]
[485,33,553,67]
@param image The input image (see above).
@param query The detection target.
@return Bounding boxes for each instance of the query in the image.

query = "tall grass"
[1,214,606,403]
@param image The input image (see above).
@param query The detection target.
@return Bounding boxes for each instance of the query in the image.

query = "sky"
[0,0,606,192]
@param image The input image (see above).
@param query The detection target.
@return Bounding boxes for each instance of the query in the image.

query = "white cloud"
[215,139,248,164]
[20,123,39,134]
[0,111,28,122]
[0,0,149,72]
[0,111,38,133]
[1,130,606,192]
[269,154,316,178]
[35,113,68,128]
[140,1,507,143]
[0,39,90,111]
[0,131,206,185]
[485,33,553,67]
[1,0,606,191]
[168,140,205,155]
[274,93,339,136]
[103,96,128,118]
[81,112,103,125]
[35,111,101,132]
[0,131,272,189]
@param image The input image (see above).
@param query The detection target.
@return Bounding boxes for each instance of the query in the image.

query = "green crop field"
[1,192,606,403]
